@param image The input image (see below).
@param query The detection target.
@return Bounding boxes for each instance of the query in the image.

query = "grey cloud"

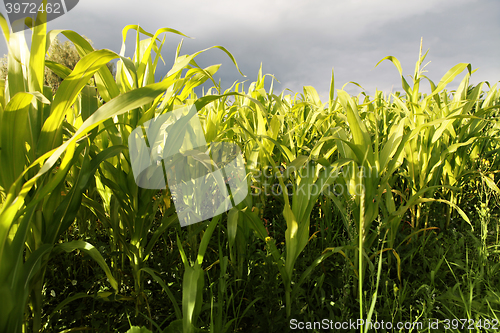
[0,0,496,100]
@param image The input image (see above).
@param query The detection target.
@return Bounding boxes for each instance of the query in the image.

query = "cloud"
[0,0,497,98]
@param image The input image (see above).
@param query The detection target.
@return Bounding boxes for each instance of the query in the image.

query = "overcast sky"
[0,0,498,99]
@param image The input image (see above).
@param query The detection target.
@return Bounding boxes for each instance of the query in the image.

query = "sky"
[0,0,498,100]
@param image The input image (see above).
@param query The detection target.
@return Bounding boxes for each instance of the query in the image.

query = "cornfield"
[0,12,499,333]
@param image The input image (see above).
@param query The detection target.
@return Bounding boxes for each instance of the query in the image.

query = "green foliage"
[0,35,115,94]
[0,15,499,333]
[126,326,153,333]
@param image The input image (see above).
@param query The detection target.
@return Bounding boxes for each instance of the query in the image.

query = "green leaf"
[0,93,33,192]
[283,155,308,179]
[197,215,220,266]
[126,326,153,333]
[374,56,411,96]
[55,240,118,292]
[241,208,268,241]
[44,60,72,80]
[39,49,121,153]
[227,207,238,249]
[336,90,373,165]
[379,118,405,171]
[482,174,500,195]
[141,267,182,320]
[424,63,471,102]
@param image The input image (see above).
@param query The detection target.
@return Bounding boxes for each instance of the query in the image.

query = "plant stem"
[359,189,365,332]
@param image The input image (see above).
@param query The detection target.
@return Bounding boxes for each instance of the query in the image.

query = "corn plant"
[228,77,356,317]
[67,24,248,324]
[0,12,498,328]
[168,216,220,333]
[439,83,500,230]
[0,10,123,331]
[374,41,479,234]
[0,11,248,330]
[297,47,491,325]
